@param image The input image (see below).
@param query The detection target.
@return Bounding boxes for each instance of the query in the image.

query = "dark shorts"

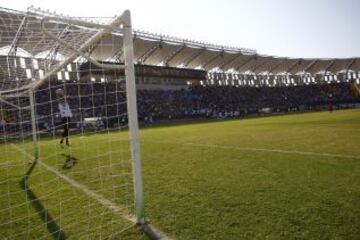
[61,117,71,125]
[61,117,71,137]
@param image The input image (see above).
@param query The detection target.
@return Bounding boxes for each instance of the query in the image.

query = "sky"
[1,0,360,59]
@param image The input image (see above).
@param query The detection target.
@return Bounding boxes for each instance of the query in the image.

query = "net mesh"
[0,9,105,93]
[0,8,143,239]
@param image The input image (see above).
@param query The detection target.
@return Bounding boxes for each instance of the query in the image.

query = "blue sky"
[2,0,359,58]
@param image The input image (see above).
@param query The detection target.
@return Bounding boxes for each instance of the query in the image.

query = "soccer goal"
[0,7,148,239]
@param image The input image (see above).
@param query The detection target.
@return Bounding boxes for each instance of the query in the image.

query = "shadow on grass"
[20,160,67,240]
[61,154,79,170]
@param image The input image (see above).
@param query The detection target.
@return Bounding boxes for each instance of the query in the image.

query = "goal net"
[0,7,145,239]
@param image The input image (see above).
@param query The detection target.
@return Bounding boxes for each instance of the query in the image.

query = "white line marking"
[145,140,360,160]
[10,143,135,221]
[10,143,172,239]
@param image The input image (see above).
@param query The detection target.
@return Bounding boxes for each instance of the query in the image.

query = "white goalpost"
[0,7,155,239]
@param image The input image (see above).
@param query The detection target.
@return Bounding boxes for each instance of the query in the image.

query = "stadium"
[0,3,359,240]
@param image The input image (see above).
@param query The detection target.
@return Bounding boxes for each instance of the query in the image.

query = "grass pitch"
[1,109,360,239]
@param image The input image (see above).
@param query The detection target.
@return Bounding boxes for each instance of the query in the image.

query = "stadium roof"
[0,6,359,76]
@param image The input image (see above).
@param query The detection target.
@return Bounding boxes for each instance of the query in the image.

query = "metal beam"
[8,15,27,57]
[236,56,256,72]
[346,58,356,72]
[285,59,302,73]
[138,41,162,64]
[183,47,206,67]
[6,15,27,82]
[111,38,139,63]
[44,25,71,69]
[203,51,223,69]
[114,50,124,63]
[268,58,287,74]
[303,59,318,73]
[220,53,242,70]
[324,59,336,74]
[107,48,123,62]
[164,44,186,66]
[252,59,270,73]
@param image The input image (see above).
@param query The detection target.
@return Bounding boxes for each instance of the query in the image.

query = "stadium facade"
[0,6,359,91]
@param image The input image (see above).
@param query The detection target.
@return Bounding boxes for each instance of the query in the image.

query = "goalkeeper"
[56,88,73,147]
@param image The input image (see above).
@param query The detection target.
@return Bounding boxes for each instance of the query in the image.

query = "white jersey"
[58,102,73,118]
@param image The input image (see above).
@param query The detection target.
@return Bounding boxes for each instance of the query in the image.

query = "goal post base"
[138,222,171,240]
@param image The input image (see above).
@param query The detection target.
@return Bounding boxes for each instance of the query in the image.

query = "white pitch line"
[145,140,360,160]
[9,143,172,239]
[10,143,136,222]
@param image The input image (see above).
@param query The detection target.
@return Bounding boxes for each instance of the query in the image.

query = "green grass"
[1,109,360,239]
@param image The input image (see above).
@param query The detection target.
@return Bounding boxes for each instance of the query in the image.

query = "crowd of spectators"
[137,83,359,122]
[1,82,359,135]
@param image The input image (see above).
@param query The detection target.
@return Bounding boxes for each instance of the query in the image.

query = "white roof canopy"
[0,6,359,75]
